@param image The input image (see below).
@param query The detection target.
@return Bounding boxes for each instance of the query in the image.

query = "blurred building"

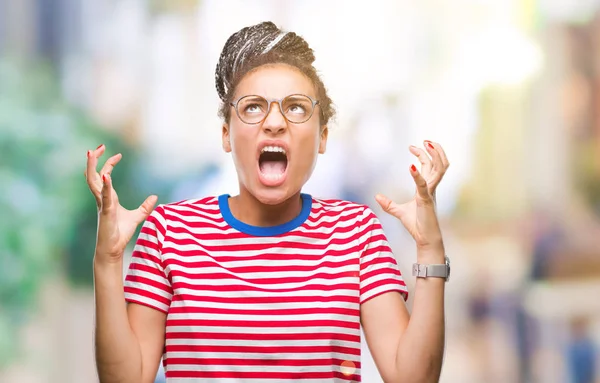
[2,1,600,383]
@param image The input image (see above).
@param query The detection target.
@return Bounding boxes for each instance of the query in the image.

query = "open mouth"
[259,145,288,183]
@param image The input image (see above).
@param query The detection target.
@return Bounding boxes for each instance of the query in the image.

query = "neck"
[228,187,303,227]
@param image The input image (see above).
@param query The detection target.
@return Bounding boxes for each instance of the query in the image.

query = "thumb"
[135,195,158,224]
[375,194,406,220]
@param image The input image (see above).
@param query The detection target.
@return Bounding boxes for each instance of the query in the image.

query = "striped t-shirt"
[124,193,408,382]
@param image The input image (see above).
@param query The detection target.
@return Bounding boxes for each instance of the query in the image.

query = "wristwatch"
[412,256,451,282]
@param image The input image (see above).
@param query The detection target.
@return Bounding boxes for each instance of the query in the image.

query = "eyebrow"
[239,94,314,101]
[285,95,311,101]
[241,95,265,101]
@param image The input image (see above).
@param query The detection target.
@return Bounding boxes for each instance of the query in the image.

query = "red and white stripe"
[125,196,407,382]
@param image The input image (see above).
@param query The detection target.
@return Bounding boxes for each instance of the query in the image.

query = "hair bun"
[214,21,315,102]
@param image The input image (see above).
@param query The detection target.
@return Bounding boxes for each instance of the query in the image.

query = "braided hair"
[215,21,334,125]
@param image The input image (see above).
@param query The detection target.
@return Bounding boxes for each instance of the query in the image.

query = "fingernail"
[86,150,91,158]
[427,142,435,149]
[96,144,104,150]
[411,164,417,172]
[102,174,107,183]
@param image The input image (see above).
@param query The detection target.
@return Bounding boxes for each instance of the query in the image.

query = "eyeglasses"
[230,94,319,124]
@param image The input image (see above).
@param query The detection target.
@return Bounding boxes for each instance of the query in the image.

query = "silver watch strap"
[412,263,448,278]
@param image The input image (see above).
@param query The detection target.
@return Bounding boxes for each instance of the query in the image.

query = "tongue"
[260,160,286,175]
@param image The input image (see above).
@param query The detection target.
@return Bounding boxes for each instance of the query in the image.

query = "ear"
[318,125,328,154]
[222,123,231,153]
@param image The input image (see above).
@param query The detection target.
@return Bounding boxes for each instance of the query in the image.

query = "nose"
[262,101,287,135]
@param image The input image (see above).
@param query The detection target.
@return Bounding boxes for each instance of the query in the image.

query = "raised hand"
[375,140,449,250]
[84,144,157,263]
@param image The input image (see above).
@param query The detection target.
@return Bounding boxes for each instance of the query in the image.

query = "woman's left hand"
[375,140,450,250]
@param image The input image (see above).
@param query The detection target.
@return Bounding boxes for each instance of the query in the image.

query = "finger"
[85,144,106,188]
[95,143,106,156]
[135,195,159,225]
[99,153,123,178]
[375,193,406,220]
[410,164,432,202]
[409,145,432,175]
[425,140,449,169]
[100,173,114,213]
[424,140,444,172]
[85,151,101,206]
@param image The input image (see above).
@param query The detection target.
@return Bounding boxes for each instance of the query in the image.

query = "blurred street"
[1,1,599,382]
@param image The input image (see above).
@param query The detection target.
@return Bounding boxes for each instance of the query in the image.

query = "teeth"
[261,145,286,155]
[262,173,284,180]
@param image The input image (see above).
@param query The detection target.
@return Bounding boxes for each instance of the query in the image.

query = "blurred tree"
[0,58,155,367]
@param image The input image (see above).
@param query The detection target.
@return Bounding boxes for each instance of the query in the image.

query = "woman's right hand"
[85,144,158,264]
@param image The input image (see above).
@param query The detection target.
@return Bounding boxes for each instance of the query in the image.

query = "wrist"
[93,254,124,270]
[416,242,445,263]
[93,255,125,289]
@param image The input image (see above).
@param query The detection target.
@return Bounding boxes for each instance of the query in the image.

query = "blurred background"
[1,0,600,382]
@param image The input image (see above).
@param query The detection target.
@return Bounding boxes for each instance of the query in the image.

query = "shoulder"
[309,196,379,225]
[150,195,222,223]
[161,195,220,209]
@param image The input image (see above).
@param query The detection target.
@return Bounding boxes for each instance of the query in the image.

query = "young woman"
[87,21,450,383]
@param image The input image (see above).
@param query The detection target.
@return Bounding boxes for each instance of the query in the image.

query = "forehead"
[234,63,316,99]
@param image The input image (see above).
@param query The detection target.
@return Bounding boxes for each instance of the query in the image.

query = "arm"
[85,145,171,383]
[363,140,450,382]
[94,260,167,383]
[361,246,445,383]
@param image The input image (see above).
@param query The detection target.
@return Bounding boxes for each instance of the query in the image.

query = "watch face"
[445,256,451,281]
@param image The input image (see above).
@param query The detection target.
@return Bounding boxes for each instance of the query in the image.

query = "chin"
[251,184,300,206]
